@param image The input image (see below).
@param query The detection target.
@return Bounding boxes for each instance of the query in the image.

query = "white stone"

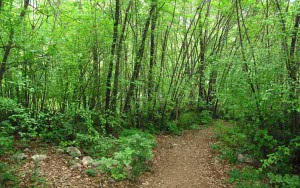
[70,163,82,170]
[66,146,81,157]
[32,154,47,162]
[14,153,28,160]
[82,156,93,166]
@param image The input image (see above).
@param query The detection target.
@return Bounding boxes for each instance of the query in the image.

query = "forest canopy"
[0,0,299,187]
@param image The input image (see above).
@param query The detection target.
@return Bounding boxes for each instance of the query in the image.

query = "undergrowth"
[212,121,300,188]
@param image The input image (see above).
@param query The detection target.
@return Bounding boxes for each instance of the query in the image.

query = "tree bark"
[105,0,120,111]
[148,0,157,102]
[111,1,133,112]
[123,3,155,112]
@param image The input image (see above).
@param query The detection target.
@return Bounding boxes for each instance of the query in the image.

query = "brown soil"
[15,127,230,188]
[137,127,230,188]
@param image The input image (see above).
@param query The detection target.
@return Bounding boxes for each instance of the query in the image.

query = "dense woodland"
[0,0,300,187]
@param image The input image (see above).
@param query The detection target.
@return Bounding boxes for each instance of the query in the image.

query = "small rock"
[32,154,47,162]
[82,156,93,166]
[75,157,80,160]
[70,163,82,170]
[237,154,245,162]
[244,157,256,165]
[169,143,180,149]
[69,159,80,166]
[56,149,64,154]
[108,178,115,183]
[13,153,28,160]
[173,144,179,147]
[142,181,150,186]
[238,154,256,165]
[66,146,81,157]
[91,161,102,167]
[23,148,30,152]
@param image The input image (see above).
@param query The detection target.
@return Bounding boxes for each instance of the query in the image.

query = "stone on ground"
[82,156,93,166]
[32,154,47,162]
[13,153,28,160]
[70,163,82,170]
[66,146,81,157]
[56,148,64,154]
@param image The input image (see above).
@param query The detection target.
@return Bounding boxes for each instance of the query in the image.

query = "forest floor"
[15,126,231,188]
[137,127,231,188]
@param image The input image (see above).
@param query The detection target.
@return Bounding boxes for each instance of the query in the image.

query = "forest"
[0,0,299,187]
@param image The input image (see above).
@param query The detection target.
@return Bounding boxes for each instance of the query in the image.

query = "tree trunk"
[123,3,155,112]
[105,0,120,111]
[111,1,133,112]
[148,0,157,102]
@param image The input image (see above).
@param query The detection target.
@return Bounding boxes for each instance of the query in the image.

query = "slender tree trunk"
[90,45,99,109]
[148,0,157,102]
[105,0,120,111]
[123,3,155,112]
[111,1,133,112]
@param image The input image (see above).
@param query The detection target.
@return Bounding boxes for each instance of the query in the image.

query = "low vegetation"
[212,121,300,188]
[0,0,299,187]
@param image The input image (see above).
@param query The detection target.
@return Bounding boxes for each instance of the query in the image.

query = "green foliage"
[178,111,199,127]
[259,137,300,183]
[260,145,293,174]
[0,162,18,187]
[198,110,213,125]
[214,121,300,187]
[252,129,277,158]
[89,137,117,157]
[0,121,15,156]
[0,97,19,121]
[228,167,269,188]
[40,108,101,147]
[268,173,300,188]
[0,0,299,185]
[213,121,254,163]
[85,169,97,177]
[99,148,134,180]
[178,110,212,129]
[98,129,156,180]
[0,97,38,139]
[165,121,183,135]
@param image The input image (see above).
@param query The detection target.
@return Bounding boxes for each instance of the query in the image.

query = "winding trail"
[137,127,230,188]
[16,127,230,188]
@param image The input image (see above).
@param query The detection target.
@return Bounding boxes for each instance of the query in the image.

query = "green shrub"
[178,110,213,129]
[98,129,156,180]
[213,121,253,158]
[259,137,300,180]
[198,110,213,125]
[41,108,102,147]
[0,97,19,122]
[268,173,300,188]
[253,129,277,158]
[0,162,18,187]
[229,167,269,188]
[85,169,97,177]
[214,121,300,187]
[165,121,182,135]
[0,121,15,156]
[178,111,200,127]
[88,137,117,158]
[0,97,38,139]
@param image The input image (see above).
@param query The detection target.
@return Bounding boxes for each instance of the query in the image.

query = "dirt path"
[15,127,230,188]
[137,127,230,188]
